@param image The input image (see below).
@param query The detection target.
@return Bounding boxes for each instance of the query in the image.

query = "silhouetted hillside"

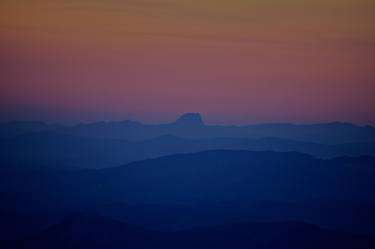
[1,150,375,244]
[8,213,162,249]
[5,213,374,249]
[87,201,375,235]
[1,151,374,235]
[1,150,374,206]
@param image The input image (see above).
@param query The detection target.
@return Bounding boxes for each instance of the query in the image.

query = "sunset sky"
[1,0,374,124]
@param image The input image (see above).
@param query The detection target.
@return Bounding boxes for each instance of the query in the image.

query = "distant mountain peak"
[175,113,205,126]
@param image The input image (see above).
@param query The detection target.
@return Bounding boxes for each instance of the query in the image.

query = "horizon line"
[1,114,374,128]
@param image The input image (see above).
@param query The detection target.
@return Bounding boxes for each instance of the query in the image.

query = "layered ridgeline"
[1,150,375,239]
[1,113,375,143]
[1,115,375,247]
[1,113,375,169]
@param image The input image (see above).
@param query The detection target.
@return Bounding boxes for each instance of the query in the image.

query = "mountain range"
[1,150,374,239]
[1,113,375,143]
[1,113,374,169]
[1,114,375,247]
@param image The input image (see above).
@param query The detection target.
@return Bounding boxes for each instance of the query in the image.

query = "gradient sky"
[1,0,375,124]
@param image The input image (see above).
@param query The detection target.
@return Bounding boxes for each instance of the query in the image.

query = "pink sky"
[1,0,375,124]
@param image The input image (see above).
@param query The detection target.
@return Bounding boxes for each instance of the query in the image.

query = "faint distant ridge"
[1,113,375,143]
[175,113,205,126]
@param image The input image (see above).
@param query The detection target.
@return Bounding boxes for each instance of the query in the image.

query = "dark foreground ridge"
[3,213,374,249]
[1,150,375,240]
